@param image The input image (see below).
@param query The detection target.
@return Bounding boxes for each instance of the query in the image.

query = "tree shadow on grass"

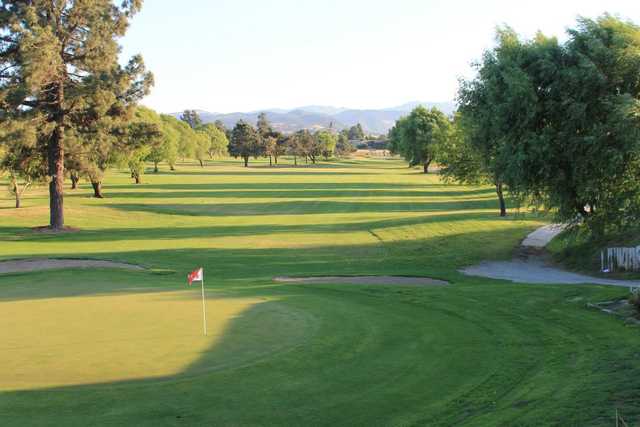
[100,182,439,191]
[151,170,375,176]
[0,224,541,303]
[88,188,496,200]
[0,211,509,244]
[107,199,502,218]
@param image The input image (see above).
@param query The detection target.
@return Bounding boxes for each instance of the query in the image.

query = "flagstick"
[201,277,207,336]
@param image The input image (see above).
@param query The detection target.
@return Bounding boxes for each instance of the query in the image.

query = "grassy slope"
[0,158,638,426]
[549,228,640,280]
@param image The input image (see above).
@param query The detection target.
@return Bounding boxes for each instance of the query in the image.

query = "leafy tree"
[255,112,282,166]
[198,123,229,159]
[229,120,261,167]
[162,116,196,161]
[121,109,162,184]
[452,27,541,217]
[0,0,148,229]
[524,16,640,234]
[458,16,640,230]
[273,134,288,164]
[214,120,227,134]
[65,143,84,190]
[263,136,277,166]
[389,107,451,173]
[291,130,319,164]
[335,130,355,157]
[180,110,202,129]
[0,121,45,208]
[348,123,365,141]
[126,145,150,184]
[286,133,306,166]
[193,130,210,167]
[159,115,180,170]
[439,114,508,216]
[256,112,271,136]
[63,59,153,197]
[316,130,337,160]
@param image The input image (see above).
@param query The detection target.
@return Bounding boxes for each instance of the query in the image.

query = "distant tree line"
[225,112,355,167]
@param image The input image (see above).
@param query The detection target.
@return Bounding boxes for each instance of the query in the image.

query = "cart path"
[461,225,640,287]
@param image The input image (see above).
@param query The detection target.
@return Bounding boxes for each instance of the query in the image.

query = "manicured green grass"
[0,158,638,426]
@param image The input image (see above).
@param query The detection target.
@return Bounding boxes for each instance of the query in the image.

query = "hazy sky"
[120,0,640,113]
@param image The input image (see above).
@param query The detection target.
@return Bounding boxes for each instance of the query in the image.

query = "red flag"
[187,267,203,285]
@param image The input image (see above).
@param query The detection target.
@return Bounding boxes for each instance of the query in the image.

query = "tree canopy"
[198,123,229,160]
[453,15,640,230]
[348,124,365,141]
[229,120,261,167]
[389,106,451,174]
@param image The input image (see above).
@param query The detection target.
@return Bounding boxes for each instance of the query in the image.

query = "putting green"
[1,291,314,391]
[0,158,638,426]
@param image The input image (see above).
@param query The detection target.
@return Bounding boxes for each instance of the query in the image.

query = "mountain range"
[174,101,456,135]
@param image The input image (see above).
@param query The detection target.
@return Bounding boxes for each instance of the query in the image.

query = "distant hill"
[172,101,456,135]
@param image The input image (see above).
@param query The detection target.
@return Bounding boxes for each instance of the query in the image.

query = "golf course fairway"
[0,158,638,426]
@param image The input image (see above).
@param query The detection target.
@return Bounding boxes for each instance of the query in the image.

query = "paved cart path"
[461,225,640,287]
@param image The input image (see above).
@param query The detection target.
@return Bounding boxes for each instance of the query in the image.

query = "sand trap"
[0,259,144,274]
[274,276,448,286]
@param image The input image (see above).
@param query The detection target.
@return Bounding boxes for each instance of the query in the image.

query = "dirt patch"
[273,276,449,286]
[0,259,145,274]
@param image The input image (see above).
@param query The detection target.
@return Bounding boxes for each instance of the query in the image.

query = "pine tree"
[0,0,148,229]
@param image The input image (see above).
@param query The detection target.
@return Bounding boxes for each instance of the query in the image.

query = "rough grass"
[549,226,640,279]
[0,157,638,426]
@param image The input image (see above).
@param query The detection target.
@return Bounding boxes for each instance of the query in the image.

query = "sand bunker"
[0,258,144,274]
[274,276,448,286]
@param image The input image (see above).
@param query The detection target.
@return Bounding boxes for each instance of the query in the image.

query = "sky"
[120,0,640,114]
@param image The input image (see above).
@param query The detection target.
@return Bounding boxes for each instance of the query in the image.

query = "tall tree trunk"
[243,156,249,167]
[70,172,79,190]
[269,155,272,167]
[48,107,65,230]
[133,172,141,184]
[294,155,297,166]
[496,182,507,217]
[170,164,175,171]
[423,161,431,174]
[11,178,20,208]
[154,162,159,173]
[199,159,204,167]
[91,181,104,198]
[274,154,278,164]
